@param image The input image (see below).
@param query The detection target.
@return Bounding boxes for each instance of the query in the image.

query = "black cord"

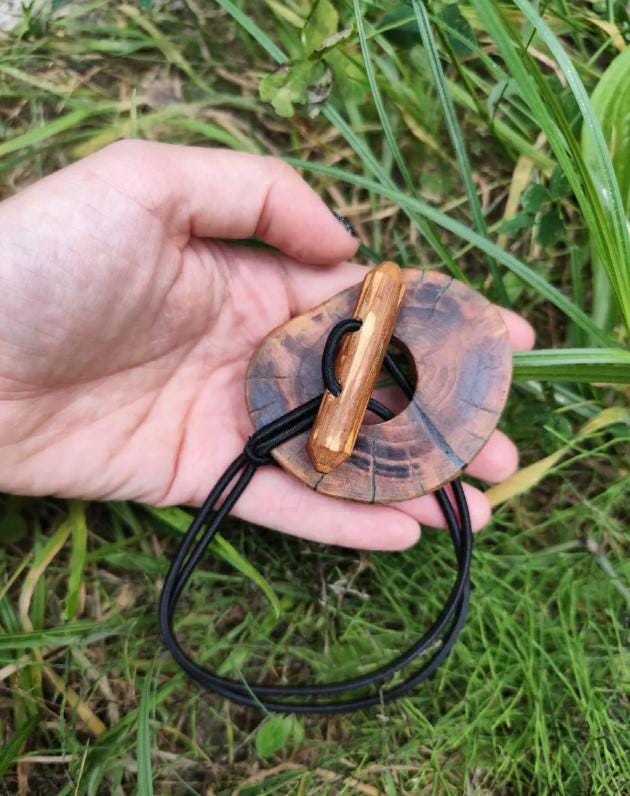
[159,319,473,714]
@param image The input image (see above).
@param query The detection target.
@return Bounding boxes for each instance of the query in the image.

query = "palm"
[1,178,331,505]
[0,142,534,548]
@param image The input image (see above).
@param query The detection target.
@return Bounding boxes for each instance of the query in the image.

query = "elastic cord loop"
[159,319,473,714]
[243,438,273,467]
[321,318,362,395]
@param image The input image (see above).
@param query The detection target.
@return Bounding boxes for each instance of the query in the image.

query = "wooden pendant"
[246,268,512,504]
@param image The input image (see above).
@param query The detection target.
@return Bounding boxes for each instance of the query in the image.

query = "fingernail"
[332,211,359,238]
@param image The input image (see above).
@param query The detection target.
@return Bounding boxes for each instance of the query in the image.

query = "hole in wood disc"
[363,337,417,425]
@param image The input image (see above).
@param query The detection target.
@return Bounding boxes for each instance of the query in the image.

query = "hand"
[0,141,534,550]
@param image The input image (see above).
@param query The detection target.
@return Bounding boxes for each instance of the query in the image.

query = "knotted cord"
[159,318,472,714]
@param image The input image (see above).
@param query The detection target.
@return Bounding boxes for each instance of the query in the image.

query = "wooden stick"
[307,261,406,474]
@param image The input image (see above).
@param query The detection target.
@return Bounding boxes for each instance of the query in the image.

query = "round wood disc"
[246,269,512,503]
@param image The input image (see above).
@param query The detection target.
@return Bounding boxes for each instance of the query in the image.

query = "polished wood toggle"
[306,261,406,474]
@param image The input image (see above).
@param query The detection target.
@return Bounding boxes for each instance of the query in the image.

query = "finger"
[91,141,359,265]
[498,307,535,351]
[226,246,368,315]
[233,466,421,551]
[465,429,519,482]
[282,258,368,313]
[395,482,491,533]
[282,258,537,350]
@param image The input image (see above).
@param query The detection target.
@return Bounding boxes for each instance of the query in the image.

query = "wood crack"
[249,399,280,414]
[370,437,377,504]
[461,398,499,414]
[411,398,465,468]
[427,276,453,318]
[313,473,326,492]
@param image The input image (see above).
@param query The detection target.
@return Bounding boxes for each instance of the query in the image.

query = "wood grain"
[246,269,512,504]
[307,261,405,474]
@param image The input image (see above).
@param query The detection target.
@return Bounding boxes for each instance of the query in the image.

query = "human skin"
[0,141,534,550]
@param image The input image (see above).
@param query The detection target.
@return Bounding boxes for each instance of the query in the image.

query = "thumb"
[88,140,359,265]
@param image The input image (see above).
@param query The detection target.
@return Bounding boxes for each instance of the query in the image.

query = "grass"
[1,1,629,793]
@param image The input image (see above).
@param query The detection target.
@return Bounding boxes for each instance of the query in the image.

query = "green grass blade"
[569,246,586,348]
[165,117,262,153]
[287,157,612,345]
[19,517,73,628]
[586,48,630,213]
[0,620,124,652]
[353,0,415,191]
[514,0,630,258]
[323,105,384,184]
[323,107,467,280]
[0,108,94,158]
[215,0,287,64]
[445,76,554,170]
[136,670,155,796]
[411,0,508,305]
[121,3,213,95]
[583,47,630,335]
[0,64,70,98]
[144,506,280,619]
[63,501,88,622]
[471,0,630,332]
[513,348,630,383]
[0,715,39,779]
